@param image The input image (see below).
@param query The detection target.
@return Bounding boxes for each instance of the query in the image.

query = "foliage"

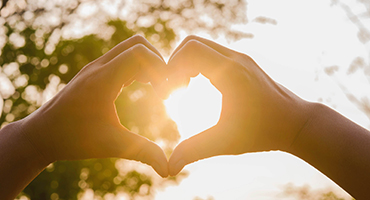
[0,0,250,199]
[1,0,365,199]
[325,0,370,122]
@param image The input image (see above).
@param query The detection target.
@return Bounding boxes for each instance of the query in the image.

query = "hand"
[19,35,169,177]
[166,36,312,176]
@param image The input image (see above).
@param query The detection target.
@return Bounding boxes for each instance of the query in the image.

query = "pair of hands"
[20,35,310,178]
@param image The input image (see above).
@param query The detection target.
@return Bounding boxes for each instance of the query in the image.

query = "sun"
[164,74,222,141]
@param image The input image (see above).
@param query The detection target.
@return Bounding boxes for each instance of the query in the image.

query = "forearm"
[0,119,50,200]
[290,102,370,199]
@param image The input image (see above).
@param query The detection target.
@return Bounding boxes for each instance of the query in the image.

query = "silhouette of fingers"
[168,126,227,176]
[169,35,241,61]
[164,39,239,98]
[99,35,164,64]
[109,125,169,177]
[98,43,166,95]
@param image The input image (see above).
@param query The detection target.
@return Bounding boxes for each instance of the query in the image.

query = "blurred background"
[0,0,369,199]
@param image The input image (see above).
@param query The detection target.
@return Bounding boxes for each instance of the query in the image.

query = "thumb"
[168,126,226,176]
[116,127,169,177]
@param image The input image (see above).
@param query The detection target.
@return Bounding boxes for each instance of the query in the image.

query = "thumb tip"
[169,159,186,176]
[152,161,169,178]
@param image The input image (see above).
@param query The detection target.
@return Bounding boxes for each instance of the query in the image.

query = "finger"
[99,35,164,64]
[126,43,167,84]
[165,39,238,98]
[100,43,166,94]
[168,126,228,176]
[169,39,236,79]
[125,44,169,98]
[114,127,169,177]
[169,35,240,61]
[157,71,191,99]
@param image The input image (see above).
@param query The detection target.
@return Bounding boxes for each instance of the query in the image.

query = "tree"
[324,0,370,123]
[0,0,252,199]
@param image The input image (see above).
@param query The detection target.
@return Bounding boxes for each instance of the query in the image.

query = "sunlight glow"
[164,74,222,141]
[159,1,364,199]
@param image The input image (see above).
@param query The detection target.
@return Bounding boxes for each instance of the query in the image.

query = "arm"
[165,35,370,199]
[290,102,370,199]
[0,120,49,200]
[0,35,169,199]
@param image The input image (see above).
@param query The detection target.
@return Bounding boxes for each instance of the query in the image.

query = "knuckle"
[232,59,247,74]
[227,53,250,70]
[130,43,148,56]
[185,39,201,48]
[242,53,254,62]
[240,53,257,67]
[133,43,147,51]
[129,34,146,43]
[184,35,199,43]
[180,39,202,55]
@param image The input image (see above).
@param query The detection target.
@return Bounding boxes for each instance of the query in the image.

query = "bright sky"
[157,0,369,199]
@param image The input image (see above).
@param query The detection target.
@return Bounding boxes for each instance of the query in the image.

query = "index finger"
[96,43,166,96]
[165,39,241,97]
[100,35,165,64]
[169,35,241,62]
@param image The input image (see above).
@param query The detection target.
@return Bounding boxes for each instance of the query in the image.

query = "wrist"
[287,102,370,199]
[288,101,353,164]
[285,101,318,154]
[0,118,51,198]
[17,110,56,165]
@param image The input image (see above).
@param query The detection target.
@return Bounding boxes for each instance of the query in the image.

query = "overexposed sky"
[159,0,369,199]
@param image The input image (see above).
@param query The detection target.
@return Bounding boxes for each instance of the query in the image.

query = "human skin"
[1,35,370,199]
[166,35,370,199]
[0,35,169,200]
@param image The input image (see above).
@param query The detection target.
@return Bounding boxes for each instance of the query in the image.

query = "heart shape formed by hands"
[23,35,170,177]
[24,35,310,179]
[163,36,310,176]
